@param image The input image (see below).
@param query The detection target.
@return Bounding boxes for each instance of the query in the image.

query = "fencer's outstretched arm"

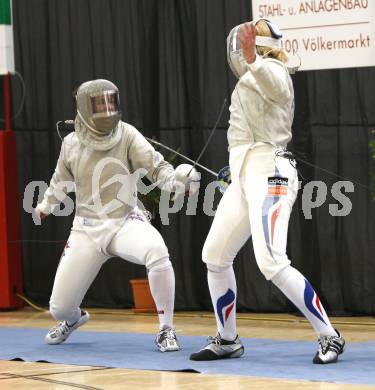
[127,124,199,192]
[127,125,175,189]
[37,138,74,216]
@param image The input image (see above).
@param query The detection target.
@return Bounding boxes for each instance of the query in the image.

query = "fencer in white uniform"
[36,79,199,352]
[190,20,345,364]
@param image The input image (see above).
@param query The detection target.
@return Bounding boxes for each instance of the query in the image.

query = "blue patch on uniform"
[303,279,327,325]
[262,196,280,257]
[216,289,235,327]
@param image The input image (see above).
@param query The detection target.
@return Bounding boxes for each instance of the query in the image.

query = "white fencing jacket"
[227,55,294,152]
[38,122,175,221]
[227,55,294,180]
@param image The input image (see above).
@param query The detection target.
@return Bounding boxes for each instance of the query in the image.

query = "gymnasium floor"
[0,308,374,389]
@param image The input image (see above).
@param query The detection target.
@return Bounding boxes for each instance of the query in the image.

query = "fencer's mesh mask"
[75,79,123,150]
[227,19,283,79]
[76,79,122,136]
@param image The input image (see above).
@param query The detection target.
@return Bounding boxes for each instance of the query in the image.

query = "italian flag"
[0,0,14,74]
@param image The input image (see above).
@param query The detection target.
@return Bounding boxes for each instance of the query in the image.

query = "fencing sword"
[148,97,228,177]
[146,137,231,193]
[188,98,227,174]
[147,98,231,192]
[145,137,218,177]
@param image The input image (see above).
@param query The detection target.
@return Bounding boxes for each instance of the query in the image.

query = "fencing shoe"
[313,329,345,364]
[45,310,90,345]
[190,333,244,361]
[155,327,180,352]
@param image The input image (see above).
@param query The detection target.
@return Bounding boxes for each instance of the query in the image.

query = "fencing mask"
[75,79,122,150]
[227,19,283,79]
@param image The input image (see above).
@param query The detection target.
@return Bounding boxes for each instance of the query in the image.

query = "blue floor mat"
[0,327,374,385]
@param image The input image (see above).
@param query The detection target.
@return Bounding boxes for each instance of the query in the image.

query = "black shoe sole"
[190,346,244,361]
[313,352,339,364]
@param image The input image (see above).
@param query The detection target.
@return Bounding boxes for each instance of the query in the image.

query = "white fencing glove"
[174,164,201,195]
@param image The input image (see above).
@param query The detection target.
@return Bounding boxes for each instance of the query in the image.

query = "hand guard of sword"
[174,163,201,196]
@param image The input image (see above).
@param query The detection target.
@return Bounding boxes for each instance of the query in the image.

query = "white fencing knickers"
[49,210,170,323]
[203,143,298,280]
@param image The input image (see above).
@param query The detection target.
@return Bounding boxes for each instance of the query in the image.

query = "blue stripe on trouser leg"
[262,196,280,257]
[216,289,235,327]
[303,279,327,325]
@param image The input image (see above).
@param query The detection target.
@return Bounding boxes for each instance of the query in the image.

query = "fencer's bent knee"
[202,240,233,268]
[207,264,231,273]
[147,257,172,272]
[144,242,170,270]
[255,256,291,281]
[270,266,291,286]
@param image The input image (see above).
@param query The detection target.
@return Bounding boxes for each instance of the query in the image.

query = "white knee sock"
[207,264,237,341]
[272,266,337,337]
[148,262,175,331]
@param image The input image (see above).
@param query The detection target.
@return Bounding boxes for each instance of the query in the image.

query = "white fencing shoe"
[313,330,345,364]
[155,327,180,352]
[45,311,90,345]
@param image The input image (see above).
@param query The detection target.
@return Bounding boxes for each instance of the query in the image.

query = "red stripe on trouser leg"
[224,302,235,321]
[271,204,282,245]
[315,294,324,315]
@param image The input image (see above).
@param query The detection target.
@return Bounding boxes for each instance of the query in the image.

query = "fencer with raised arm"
[190,20,345,364]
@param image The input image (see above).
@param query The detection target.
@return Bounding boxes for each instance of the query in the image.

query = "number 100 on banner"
[251,0,375,71]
